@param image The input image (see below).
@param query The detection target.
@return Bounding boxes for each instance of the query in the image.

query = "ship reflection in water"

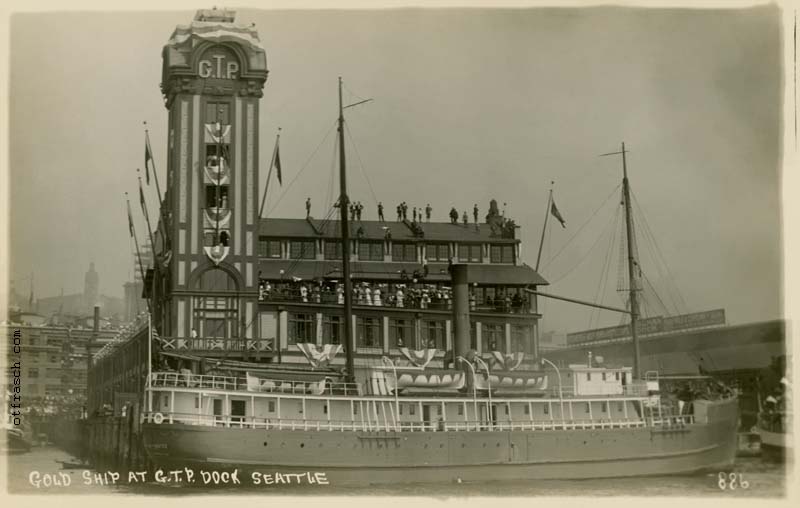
[6,446,789,497]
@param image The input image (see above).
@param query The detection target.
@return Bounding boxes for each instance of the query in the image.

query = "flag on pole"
[551,199,566,228]
[127,200,135,238]
[144,132,154,185]
[274,143,282,185]
[139,182,150,223]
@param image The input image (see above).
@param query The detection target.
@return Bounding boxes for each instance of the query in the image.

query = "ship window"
[421,320,445,350]
[544,404,549,415]
[399,405,403,415]
[323,404,328,414]
[524,405,530,415]
[288,313,316,345]
[163,395,169,407]
[457,244,482,263]
[392,242,417,262]
[353,404,359,415]
[587,372,592,381]
[510,325,529,353]
[615,372,620,381]
[585,403,591,413]
[290,240,316,259]
[458,405,464,416]
[358,241,383,261]
[617,402,623,412]
[268,401,275,413]
[356,317,382,348]
[601,402,608,413]
[489,244,514,264]
[426,243,450,261]
[481,324,504,353]
[602,373,607,381]
[205,184,229,209]
[410,405,416,416]
[389,318,413,348]
[322,315,343,345]
[298,403,303,414]
[324,241,342,260]
[504,405,509,416]
[258,238,282,258]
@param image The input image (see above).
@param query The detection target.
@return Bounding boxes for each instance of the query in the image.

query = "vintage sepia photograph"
[0,0,794,502]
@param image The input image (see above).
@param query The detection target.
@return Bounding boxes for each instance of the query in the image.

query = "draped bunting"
[204,123,231,144]
[398,347,437,368]
[489,351,525,371]
[296,343,343,369]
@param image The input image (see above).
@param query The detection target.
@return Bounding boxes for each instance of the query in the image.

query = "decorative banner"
[489,351,524,371]
[203,244,230,266]
[399,347,437,368]
[296,343,343,369]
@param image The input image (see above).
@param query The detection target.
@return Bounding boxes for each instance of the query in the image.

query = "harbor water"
[4,445,789,497]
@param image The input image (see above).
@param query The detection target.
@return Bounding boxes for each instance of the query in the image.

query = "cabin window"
[426,243,450,261]
[615,372,620,381]
[421,320,446,350]
[358,241,383,261]
[195,396,200,409]
[324,241,342,260]
[205,184,230,209]
[399,405,403,415]
[288,313,316,345]
[353,405,359,415]
[392,242,417,262]
[458,405,464,416]
[524,405,530,415]
[298,403,303,414]
[163,395,169,408]
[259,238,282,258]
[504,405,509,416]
[356,317,382,348]
[389,318,413,348]
[602,373,607,381]
[544,404,549,415]
[482,324,504,353]
[410,405,416,416]
[489,244,514,264]
[510,325,529,353]
[323,404,328,415]
[587,372,592,381]
[290,240,316,259]
[617,402,624,412]
[268,401,275,413]
[585,403,591,413]
[322,315,343,345]
[437,406,442,416]
[601,402,608,413]
[458,244,482,263]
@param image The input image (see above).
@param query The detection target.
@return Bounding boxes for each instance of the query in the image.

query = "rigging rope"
[345,123,381,210]
[589,203,621,330]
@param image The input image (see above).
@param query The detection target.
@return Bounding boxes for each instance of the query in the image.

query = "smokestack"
[451,264,470,359]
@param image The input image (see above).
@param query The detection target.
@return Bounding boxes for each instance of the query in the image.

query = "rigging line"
[541,183,622,273]
[630,192,688,313]
[324,131,338,213]
[589,203,621,330]
[642,272,671,316]
[634,212,680,316]
[344,123,380,208]
[547,201,620,286]
[266,120,338,217]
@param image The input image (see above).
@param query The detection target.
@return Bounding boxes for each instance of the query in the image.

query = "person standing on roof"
[413,207,418,222]
[306,197,311,217]
[402,202,408,221]
[378,202,385,222]
[462,211,468,226]
[425,203,432,222]
[473,204,479,224]
[396,203,402,221]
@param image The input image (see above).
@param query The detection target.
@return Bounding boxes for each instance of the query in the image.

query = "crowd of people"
[258,278,532,313]
[303,197,487,226]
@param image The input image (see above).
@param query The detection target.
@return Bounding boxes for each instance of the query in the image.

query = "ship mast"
[619,142,641,380]
[338,77,356,384]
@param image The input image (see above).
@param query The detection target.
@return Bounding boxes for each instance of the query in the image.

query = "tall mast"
[620,142,641,379]
[338,77,355,384]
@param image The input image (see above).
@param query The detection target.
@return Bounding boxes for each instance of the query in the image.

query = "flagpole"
[145,122,168,249]
[259,128,281,218]
[127,194,151,313]
[138,174,157,257]
[147,310,153,413]
[535,183,554,272]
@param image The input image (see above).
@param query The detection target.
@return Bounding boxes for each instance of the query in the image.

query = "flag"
[144,133,154,185]
[550,199,566,228]
[127,201,135,238]
[274,143,282,185]
[139,183,150,224]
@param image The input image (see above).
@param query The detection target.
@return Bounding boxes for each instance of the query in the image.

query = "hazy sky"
[7,4,783,334]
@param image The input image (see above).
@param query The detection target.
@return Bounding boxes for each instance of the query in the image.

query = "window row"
[258,238,516,263]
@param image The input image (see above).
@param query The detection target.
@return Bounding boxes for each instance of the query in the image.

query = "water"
[4,446,789,498]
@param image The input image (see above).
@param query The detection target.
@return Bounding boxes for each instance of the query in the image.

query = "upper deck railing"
[149,371,361,396]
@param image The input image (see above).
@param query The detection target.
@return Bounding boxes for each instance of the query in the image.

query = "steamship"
[88,9,738,485]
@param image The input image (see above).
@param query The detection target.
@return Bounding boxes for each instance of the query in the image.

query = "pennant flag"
[274,143,282,185]
[550,199,566,228]
[139,182,150,224]
[144,133,154,185]
[127,201,135,238]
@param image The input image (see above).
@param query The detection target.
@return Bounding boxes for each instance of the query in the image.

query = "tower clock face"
[197,46,240,80]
